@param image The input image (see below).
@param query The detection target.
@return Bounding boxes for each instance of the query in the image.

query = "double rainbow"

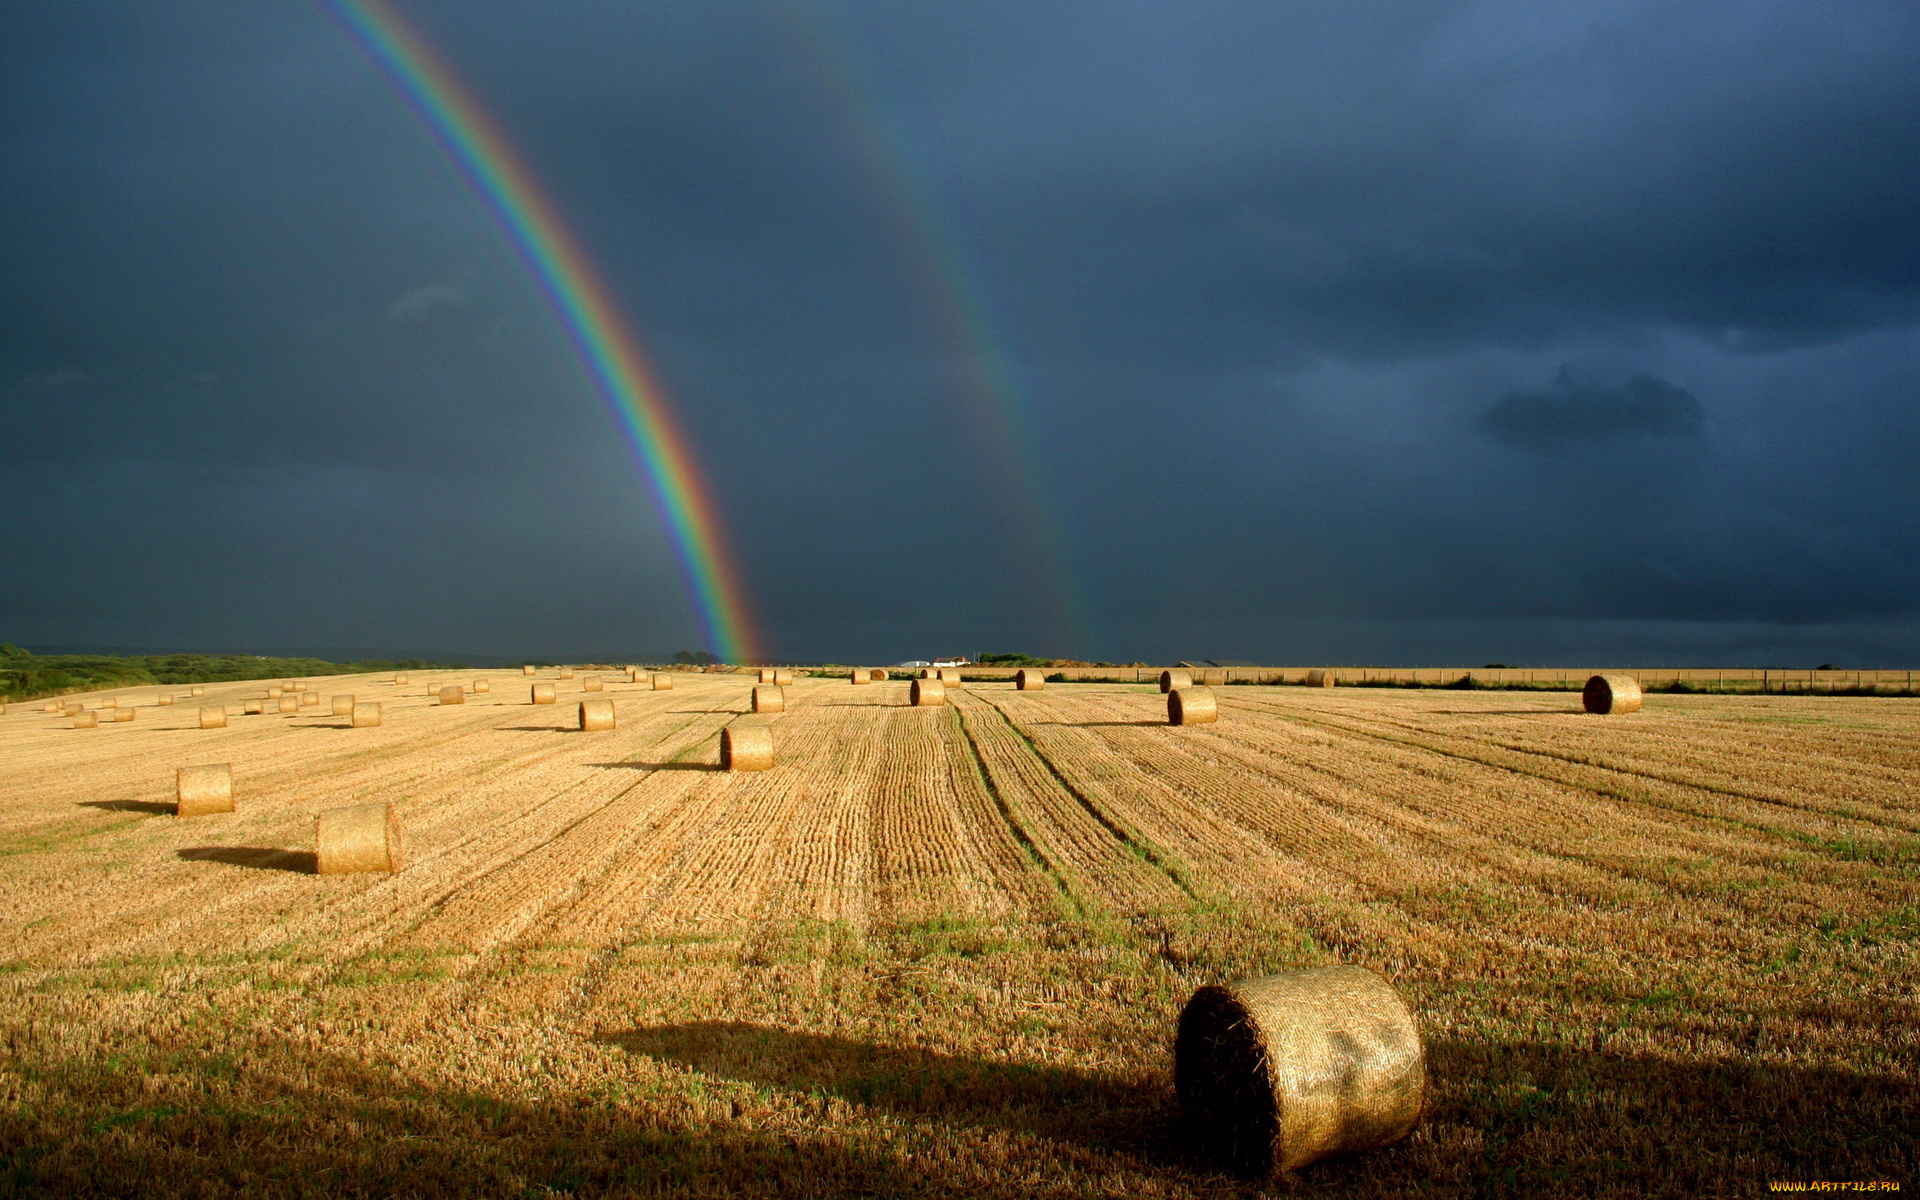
[321,0,760,663]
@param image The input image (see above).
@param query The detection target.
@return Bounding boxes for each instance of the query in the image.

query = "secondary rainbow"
[320,0,760,663]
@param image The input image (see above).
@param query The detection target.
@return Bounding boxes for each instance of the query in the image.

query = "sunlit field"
[1,672,1914,1196]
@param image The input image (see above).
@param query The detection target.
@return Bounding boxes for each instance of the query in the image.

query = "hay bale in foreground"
[1161,670,1193,693]
[199,706,226,729]
[1583,673,1643,715]
[531,683,556,705]
[277,695,299,714]
[1016,668,1046,691]
[157,694,174,706]
[911,678,946,707]
[438,685,465,706]
[652,673,673,690]
[1169,687,1217,725]
[751,684,785,713]
[112,706,135,723]
[473,679,490,694]
[721,718,774,771]
[176,763,234,817]
[1306,669,1336,688]
[316,802,402,874]
[581,676,603,692]
[351,702,382,727]
[331,695,355,716]
[579,698,615,731]
[73,711,98,729]
[1175,966,1425,1176]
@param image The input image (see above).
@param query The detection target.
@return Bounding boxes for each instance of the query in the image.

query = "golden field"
[0,671,1914,1196]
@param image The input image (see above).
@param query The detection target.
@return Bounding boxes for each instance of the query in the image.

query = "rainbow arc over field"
[321,0,760,663]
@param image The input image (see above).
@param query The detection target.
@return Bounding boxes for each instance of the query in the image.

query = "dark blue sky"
[3,1,1918,665]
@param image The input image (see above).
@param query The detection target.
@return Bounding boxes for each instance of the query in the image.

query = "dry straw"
[531,683,557,705]
[438,685,465,706]
[473,679,490,694]
[302,690,319,706]
[244,699,264,715]
[1174,966,1426,1175]
[112,707,135,723]
[1161,670,1193,693]
[1169,686,1218,725]
[1197,668,1228,686]
[176,763,234,817]
[190,686,206,697]
[1016,668,1046,691]
[394,672,409,685]
[268,687,282,698]
[758,669,777,684]
[911,678,946,707]
[62,701,83,716]
[199,706,226,729]
[73,711,98,729]
[1306,669,1336,688]
[277,696,299,714]
[559,667,574,680]
[938,668,963,685]
[751,684,785,714]
[44,701,63,714]
[774,669,795,687]
[582,676,603,692]
[870,668,888,682]
[351,701,382,727]
[331,695,355,716]
[721,718,774,771]
[157,694,174,706]
[523,664,535,675]
[579,697,616,731]
[1583,673,1643,715]
[316,802,403,874]
[850,669,870,685]
[652,673,673,690]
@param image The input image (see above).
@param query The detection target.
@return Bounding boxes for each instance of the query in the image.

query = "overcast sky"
[3,1,1917,665]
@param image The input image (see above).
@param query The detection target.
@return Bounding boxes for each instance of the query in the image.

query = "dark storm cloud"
[1479,368,1704,445]
[2,0,1918,664]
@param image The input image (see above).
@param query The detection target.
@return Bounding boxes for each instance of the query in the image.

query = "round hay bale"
[870,668,888,682]
[1306,669,1336,688]
[531,683,557,705]
[1198,668,1229,687]
[44,701,62,714]
[721,719,774,771]
[112,706,135,723]
[1174,966,1426,1175]
[626,669,640,684]
[277,695,299,714]
[316,802,403,874]
[582,676,603,692]
[1583,674,1643,715]
[156,694,174,706]
[73,711,98,729]
[176,763,234,817]
[244,699,264,715]
[579,698,615,731]
[559,667,574,680]
[63,701,83,716]
[850,668,869,685]
[438,684,465,706]
[351,701,382,727]
[1160,670,1193,693]
[652,673,673,690]
[190,685,206,697]
[199,706,226,729]
[523,664,535,675]
[774,670,795,687]
[267,687,283,698]
[394,672,409,685]
[1016,668,1046,691]
[920,667,937,679]
[473,679,490,694]
[302,690,320,706]
[751,684,785,713]
[1169,686,1218,725]
[331,695,355,716]
[911,678,946,707]
[758,669,777,684]
[938,668,963,685]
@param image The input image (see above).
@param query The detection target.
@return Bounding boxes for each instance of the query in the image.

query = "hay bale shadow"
[80,799,175,815]
[1036,720,1165,728]
[176,847,318,873]
[597,1022,1174,1162]
[589,761,720,772]
[498,725,571,733]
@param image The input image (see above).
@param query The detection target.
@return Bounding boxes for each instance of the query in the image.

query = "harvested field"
[0,673,1913,1196]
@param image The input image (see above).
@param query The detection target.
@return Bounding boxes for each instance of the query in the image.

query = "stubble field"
[0,671,1914,1197]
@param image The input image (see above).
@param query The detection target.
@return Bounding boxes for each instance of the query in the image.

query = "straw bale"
[582,676,603,692]
[652,673,673,690]
[331,695,355,716]
[157,694,173,706]
[199,706,226,729]
[523,664,535,675]
[752,684,785,713]
[559,667,574,679]
[190,686,205,697]
[278,696,299,713]
[64,701,83,716]
[473,679,490,694]
[850,669,870,685]
[1306,669,1336,688]
[267,687,282,698]
[920,667,937,679]
[316,802,403,874]
[176,763,234,817]
[1160,670,1193,693]
[351,702,382,727]
[1016,668,1046,691]
[1197,668,1228,686]
[1169,686,1218,725]
[1174,966,1425,1175]
[394,672,409,685]
[44,701,63,714]
[774,670,795,687]
[721,718,774,771]
[579,698,616,731]
[112,707,135,723]
[758,669,777,684]
[438,685,465,705]
[911,678,946,707]
[870,669,888,682]
[1583,673,1643,715]
[302,690,319,706]
[938,668,963,685]
[531,683,556,705]
[243,699,263,715]
[73,711,98,729]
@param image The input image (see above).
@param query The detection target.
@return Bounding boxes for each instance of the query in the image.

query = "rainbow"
[319,0,760,663]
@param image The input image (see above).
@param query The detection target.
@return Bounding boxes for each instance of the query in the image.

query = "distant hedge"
[0,644,464,702]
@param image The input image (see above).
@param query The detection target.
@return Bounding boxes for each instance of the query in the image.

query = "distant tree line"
[0,643,466,702]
